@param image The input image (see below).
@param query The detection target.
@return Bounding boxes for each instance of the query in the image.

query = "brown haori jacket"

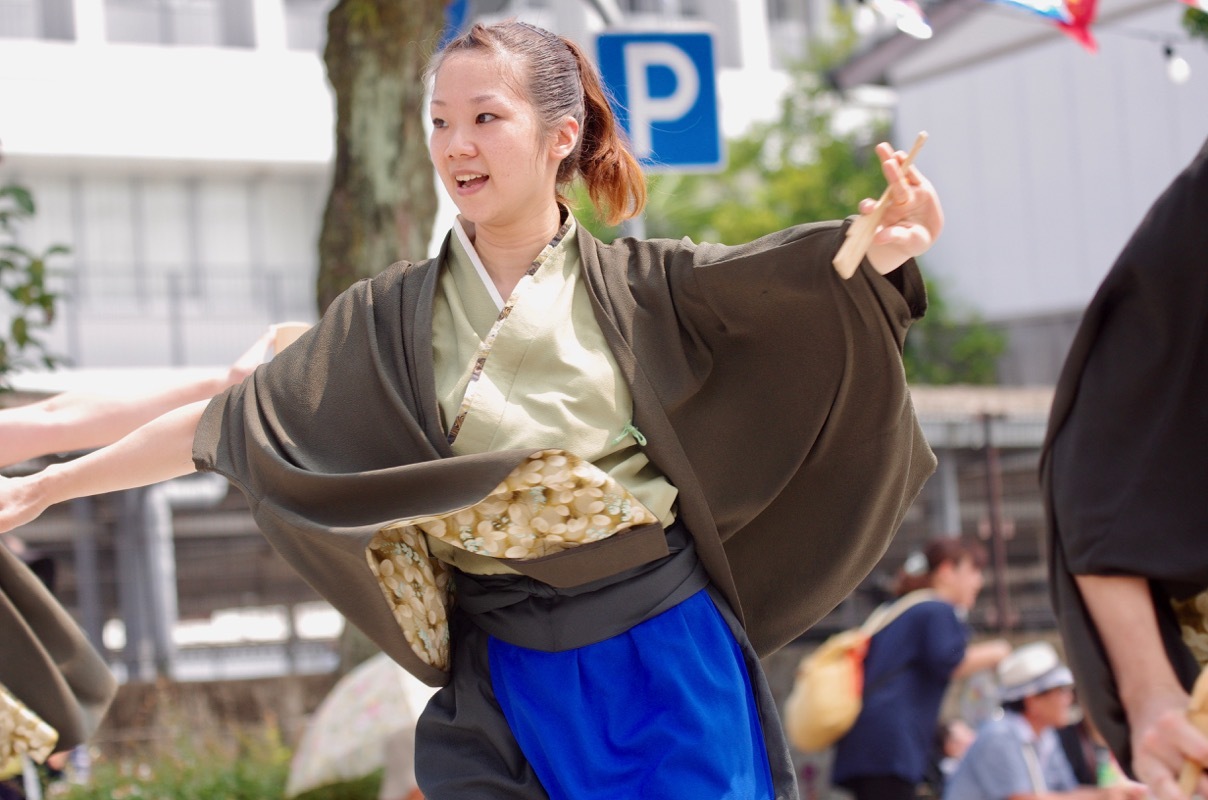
[194,219,935,687]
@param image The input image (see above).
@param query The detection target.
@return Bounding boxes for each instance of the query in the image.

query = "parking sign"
[596,31,724,172]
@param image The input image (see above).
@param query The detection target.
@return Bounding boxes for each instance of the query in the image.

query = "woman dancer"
[1,20,943,799]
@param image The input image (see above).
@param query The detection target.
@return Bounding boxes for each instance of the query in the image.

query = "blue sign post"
[595,31,724,173]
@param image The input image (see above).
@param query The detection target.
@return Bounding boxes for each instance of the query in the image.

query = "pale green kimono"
[426,215,678,574]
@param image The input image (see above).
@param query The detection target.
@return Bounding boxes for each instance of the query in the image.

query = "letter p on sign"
[596,31,724,173]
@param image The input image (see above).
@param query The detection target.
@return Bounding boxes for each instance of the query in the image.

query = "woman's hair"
[428,20,647,226]
[894,537,988,596]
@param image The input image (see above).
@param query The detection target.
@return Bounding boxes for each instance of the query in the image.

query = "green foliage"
[0,183,66,391]
[294,773,382,800]
[55,727,291,800]
[575,35,1004,384]
[566,188,619,242]
[905,278,1006,384]
[53,725,382,800]
[1183,6,1208,41]
[643,55,888,242]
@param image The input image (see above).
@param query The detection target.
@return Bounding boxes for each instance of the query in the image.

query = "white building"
[833,0,1208,383]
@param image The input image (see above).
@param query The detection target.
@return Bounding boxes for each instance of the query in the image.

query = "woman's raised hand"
[864,140,945,275]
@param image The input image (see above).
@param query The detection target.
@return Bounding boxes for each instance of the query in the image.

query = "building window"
[617,0,664,13]
[104,0,254,48]
[284,0,334,52]
[15,172,324,368]
[615,0,704,18]
[0,0,75,40]
[678,0,703,17]
[767,0,789,21]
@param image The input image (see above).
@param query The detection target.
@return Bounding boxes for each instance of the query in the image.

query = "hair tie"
[903,550,928,577]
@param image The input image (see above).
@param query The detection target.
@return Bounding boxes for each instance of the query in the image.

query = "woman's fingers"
[1133,706,1208,799]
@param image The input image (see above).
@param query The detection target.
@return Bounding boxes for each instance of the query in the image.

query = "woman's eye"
[431,118,446,129]
[476,113,497,124]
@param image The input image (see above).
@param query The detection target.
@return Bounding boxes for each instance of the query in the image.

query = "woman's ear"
[550,115,580,160]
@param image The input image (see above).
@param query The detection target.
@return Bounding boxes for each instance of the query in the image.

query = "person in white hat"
[943,642,1147,800]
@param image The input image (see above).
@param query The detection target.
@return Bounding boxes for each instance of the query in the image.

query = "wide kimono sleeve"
[1,543,117,757]
[581,219,934,656]
[1042,135,1208,768]
[191,261,555,686]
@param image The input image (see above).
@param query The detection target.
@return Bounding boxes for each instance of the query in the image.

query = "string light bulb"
[853,0,878,35]
[870,0,934,38]
[1165,44,1192,85]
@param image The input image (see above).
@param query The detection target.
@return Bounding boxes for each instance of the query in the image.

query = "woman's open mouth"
[456,173,489,190]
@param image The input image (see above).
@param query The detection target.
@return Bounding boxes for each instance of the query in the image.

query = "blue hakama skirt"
[489,588,774,800]
[414,522,795,799]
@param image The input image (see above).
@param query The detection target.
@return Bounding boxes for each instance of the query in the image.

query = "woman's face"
[428,52,576,230]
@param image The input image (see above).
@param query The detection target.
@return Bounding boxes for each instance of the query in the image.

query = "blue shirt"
[943,712,1079,800]
[831,600,968,785]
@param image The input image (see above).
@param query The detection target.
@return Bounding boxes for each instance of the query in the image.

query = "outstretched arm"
[952,638,1012,680]
[0,399,206,535]
[0,376,234,469]
[0,323,307,468]
[1076,574,1208,800]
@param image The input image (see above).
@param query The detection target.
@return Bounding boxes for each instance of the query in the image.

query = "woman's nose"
[444,128,475,158]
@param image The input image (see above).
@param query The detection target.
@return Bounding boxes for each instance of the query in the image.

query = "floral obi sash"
[0,682,58,765]
[365,449,664,672]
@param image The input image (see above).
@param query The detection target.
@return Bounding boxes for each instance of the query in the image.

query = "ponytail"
[562,37,647,225]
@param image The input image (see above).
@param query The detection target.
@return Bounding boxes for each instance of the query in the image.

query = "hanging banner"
[1058,0,1098,53]
[985,0,1097,51]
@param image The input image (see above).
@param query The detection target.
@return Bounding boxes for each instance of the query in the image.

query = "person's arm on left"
[0,323,304,468]
[0,399,206,535]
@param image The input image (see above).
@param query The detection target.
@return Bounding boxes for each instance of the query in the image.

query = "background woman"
[831,538,1011,800]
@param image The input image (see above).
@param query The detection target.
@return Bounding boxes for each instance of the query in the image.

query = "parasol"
[285,653,436,799]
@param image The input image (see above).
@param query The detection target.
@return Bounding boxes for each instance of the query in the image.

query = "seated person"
[943,642,1146,800]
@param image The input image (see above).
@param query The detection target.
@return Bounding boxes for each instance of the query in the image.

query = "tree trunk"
[316,0,445,314]
[319,1,445,671]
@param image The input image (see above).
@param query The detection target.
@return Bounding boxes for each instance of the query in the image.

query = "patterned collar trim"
[445,212,575,446]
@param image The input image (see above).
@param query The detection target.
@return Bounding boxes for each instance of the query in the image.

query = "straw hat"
[998,642,1074,703]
